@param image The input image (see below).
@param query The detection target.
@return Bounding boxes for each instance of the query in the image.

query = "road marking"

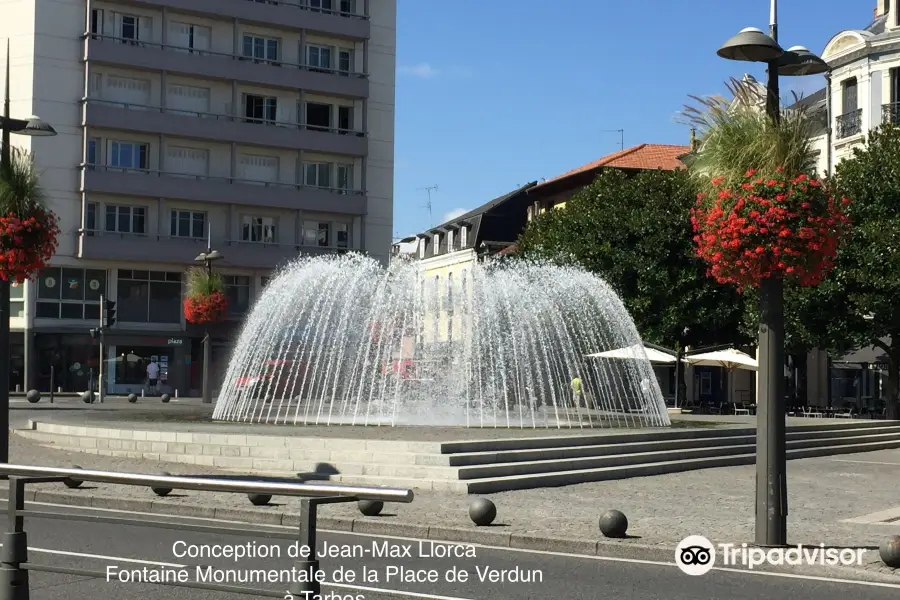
[831,459,900,466]
[11,498,900,590]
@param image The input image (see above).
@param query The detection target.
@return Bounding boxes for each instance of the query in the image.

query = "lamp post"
[194,243,223,405]
[0,40,56,465]
[716,0,829,546]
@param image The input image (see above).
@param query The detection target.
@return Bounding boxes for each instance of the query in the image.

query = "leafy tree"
[516,167,750,366]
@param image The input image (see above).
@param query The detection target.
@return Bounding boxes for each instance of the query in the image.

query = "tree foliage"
[515,168,749,350]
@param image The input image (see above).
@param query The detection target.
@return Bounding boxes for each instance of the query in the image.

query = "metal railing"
[835,108,863,139]
[243,0,369,20]
[882,102,900,126]
[0,464,413,600]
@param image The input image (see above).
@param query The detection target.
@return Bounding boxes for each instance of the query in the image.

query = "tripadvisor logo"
[675,536,867,575]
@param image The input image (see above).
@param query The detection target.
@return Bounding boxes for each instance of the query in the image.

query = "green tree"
[516,168,750,354]
[796,124,900,419]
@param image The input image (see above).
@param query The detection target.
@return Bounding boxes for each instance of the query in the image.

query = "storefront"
[7,332,24,392]
[34,331,98,392]
[105,334,189,396]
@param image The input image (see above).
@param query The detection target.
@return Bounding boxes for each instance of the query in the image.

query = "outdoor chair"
[733,403,750,416]
[802,406,823,418]
[834,404,857,418]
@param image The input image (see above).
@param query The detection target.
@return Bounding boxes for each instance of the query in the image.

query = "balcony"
[82,165,367,215]
[78,231,348,269]
[121,0,369,38]
[835,109,863,140]
[883,102,900,126]
[84,35,368,98]
[84,99,368,156]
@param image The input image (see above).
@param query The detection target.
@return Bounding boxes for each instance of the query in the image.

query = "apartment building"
[2,0,396,396]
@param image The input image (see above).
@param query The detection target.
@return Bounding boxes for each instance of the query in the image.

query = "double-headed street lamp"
[0,40,56,464]
[716,0,829,547]
[194,245,223,405]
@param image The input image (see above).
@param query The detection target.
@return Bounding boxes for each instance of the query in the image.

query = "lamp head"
[22,116,57,137]
[717,27,784,63]
[777,45,829,76]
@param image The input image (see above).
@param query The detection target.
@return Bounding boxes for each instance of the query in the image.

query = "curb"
[15,488,900,584]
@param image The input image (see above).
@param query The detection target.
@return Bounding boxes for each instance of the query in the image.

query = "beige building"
[2,0,396,396]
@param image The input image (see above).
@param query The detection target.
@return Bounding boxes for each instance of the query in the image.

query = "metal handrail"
[0,464,413,501]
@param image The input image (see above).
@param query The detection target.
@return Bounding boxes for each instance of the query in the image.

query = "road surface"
[5,499,899,600]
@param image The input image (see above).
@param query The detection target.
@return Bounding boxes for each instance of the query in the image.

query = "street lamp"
[194,243,223,405]
[0,40,56,465]
[716,0,829,547]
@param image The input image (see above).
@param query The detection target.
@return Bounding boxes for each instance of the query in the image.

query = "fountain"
[213,255,671,428]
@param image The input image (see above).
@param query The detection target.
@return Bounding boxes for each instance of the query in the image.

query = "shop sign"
[167,338,184,346]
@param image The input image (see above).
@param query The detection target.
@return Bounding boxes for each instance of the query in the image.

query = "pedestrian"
[570,373,583,409]
[146,358,160,396]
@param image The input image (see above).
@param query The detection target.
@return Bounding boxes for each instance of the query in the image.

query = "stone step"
[456,432,900,479]
[462,438,900,493]
[447,425,900,465]
[329,473,469,493]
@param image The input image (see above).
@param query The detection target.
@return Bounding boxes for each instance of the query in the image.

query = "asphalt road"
[0,500,894,600]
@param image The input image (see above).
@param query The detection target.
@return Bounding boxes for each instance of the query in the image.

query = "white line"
[12,499,900,590]
[831,459,900,466]
[0,544,186,568]
[324,582,472,600]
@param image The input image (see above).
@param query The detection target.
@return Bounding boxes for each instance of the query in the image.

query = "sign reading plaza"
[104,539,544,597]
[675,535,867,576]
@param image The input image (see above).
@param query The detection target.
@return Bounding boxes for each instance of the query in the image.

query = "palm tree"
[678,77,821,191]
[0,147,45,217]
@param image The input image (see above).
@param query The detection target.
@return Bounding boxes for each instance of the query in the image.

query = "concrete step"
[456,432,900,479]
[447,425,900,466]
[463,438,900,493]
[330,473,469,493]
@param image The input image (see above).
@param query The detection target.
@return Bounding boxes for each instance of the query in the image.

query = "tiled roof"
[532,144,691,191]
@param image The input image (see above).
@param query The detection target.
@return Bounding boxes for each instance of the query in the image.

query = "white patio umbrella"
[586,343,678,363]
[685,348,757,406]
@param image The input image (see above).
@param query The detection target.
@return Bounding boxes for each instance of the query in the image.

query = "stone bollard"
[151,472,173,497]
[127,393,138,403]
[25,389,40,404]
[160,393,171,403]
[81,390,94,404]
[63,465,84,489]
[358,500,383,516]
[468,497,496,526]
[598,510,629,538]
[881,535,900,568]
[248,494,272,506]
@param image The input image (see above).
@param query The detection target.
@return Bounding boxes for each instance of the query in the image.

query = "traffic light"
[103,299,116,328]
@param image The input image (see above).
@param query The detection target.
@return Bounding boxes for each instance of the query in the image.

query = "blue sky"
[391,0,868,239]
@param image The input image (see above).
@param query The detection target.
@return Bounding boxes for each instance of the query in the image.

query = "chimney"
[690,128,698,151]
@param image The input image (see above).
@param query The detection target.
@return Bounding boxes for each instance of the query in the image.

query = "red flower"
[690,170,850,291]
[0,206,60,283]
[184,291,229,324]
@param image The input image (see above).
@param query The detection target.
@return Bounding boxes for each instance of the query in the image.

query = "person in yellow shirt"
[570,375,583,408]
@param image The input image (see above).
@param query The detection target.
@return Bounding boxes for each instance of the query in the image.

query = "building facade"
[2,0,396,395]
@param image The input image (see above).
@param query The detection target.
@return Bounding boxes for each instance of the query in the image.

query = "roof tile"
[533,143,691,190]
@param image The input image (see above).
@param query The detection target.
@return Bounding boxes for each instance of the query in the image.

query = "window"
[244,94,277,124]
[418,238,425,259]
[169,22,210,53]
[241,216,277,243]
[85,203,97,235]
[170,210,205,238]
[447,230,455,251]
[35,268,107,320]
[336,223,349,248]
[306,45,332,70]
[432,234,439,255]
[260,276,271,289]
[317,222,330,247]
[336,164,352,190]
[304,102,332,131]
[700,372,712,396]
[842,78,858,113]
[309,0,334,12]
[90,9,104,38]
[10,280,24,318]
[224,275,251,316]
[338,48,353,74]
[86,137,100,168]
[337,106,353,132]
[242,35,279,63]
[460,226,467,247]
[303,162,332,188]
[109,141,149,170]
[105,205,146,234]
[117,14,148,45]
[116,270,182,323]
[339,0,355,13]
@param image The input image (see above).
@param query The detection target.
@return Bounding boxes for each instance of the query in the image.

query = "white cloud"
[398,63,438,78]
[442,208,469,222]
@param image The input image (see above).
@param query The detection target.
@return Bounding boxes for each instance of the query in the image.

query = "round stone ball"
[64,465,84,489]
[127,393,138,403]
[151,471,173,497]
[81,391,94,404]
[468,497,497,526]
[358,499,384,516]
[160,393,171,403]
[248,494,272,506]
[880,535,900,568]
[599,510,629,538]
[25,389,40,404]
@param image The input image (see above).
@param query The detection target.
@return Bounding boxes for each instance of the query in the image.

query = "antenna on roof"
[417,184,438,227]
[601,129,625,150]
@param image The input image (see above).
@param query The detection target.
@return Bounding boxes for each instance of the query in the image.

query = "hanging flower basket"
[691,169,850,292]
[183,267,229,325]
